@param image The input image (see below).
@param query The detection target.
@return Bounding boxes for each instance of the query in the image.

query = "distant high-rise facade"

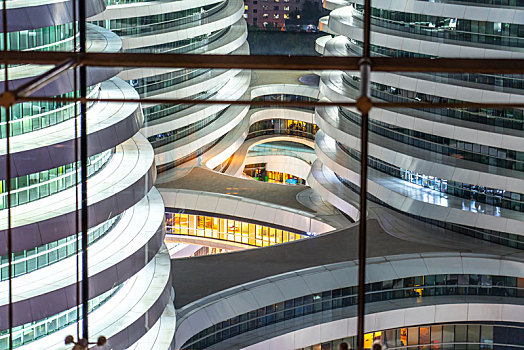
[244,0,324,29]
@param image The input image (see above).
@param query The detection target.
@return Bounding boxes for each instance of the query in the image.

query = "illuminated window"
[165,212,311,249]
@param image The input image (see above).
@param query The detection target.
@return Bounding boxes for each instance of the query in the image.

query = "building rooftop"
[171,213,524,308]
[158,167,314,213]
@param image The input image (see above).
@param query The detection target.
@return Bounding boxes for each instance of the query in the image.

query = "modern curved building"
[267,0,524,348]
[172,217,524,350]
[3,0,524,349]
[219,72,320,184]
[0,1,172,349]
[89,0,251,181]
[315,0,524,246]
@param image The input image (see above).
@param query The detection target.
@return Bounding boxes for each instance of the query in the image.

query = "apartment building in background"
[244,0,324,29]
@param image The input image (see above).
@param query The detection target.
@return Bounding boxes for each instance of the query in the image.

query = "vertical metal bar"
[78,0,89,341]
[72,0,80,341]
[357,0,372,349]
[362,0,372,58]
[1,1,12,349]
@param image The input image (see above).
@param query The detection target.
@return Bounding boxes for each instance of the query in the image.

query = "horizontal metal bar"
[14,95,524,109]
[13,58,77,97]
[17,96,357,107]
[2,51,524,73]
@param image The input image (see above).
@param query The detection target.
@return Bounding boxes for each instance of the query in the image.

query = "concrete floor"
[171,204,524,308]
[250,69,312,87]
[158,166,314,212]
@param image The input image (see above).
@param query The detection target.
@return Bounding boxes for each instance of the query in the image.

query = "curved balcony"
[297,321,524,350]
[320,62,524,146]
[331,34,524,96]
[0,214,120,281]
[0,77,143,180]
[0,186,164,332]
[0,84,101,140]
[113,0,245,51]
[90,0,223,22]
[183,290,524,349]
[349,0,524,21]
[315,103,524,196]
[217,85,319,177]
[247,142,317,166]
[311,156,524,248]
[172,218,524,349]
[0,132,155,255]
[150,111,253,183]
[90,0,247,57]
[308,159,360,220]
[142,63,246,101]
[326,5,524,59]
[160,168,335,235]
[0,24,122,96]
[0,0,106,32]
[224,132,315,178]
[165,210,312,252]
[315,130,524,237]
[127,301,176,350]
[118,18,247,81]
[154,103,249,169]
[93,1,227,38]
[0,149,112,211]
[244,154,312,184]
[349,1,524,45]
[141,68,250,138]
[18,246,171,350]
[323,0,349,11]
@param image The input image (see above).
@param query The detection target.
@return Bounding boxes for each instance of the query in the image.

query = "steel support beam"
[78,0,89,341]
[11,95,524,110]
[1,0,13,348]
[357,0,372,348]
[0,51,523,73]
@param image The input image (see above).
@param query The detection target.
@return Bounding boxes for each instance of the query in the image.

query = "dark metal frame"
[2,51,524,73]
[1,0,523,349]
[1,1,12,349]
[78,0,89,341]
[357,1,372,348]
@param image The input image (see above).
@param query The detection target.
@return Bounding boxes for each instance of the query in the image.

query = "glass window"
[443,325,454,343]
[408,327,419,346]
[455,325,467,342]
[481,325,493,344]
[431,325,442,345]
[468,325,481,344]
[420,327,430,344]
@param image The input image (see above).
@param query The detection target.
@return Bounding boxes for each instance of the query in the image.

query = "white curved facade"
[207,79,321,183]
[0,1,171,349]
[174,235,524,349]
[89,0,251,180]
[314,0,524,248]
